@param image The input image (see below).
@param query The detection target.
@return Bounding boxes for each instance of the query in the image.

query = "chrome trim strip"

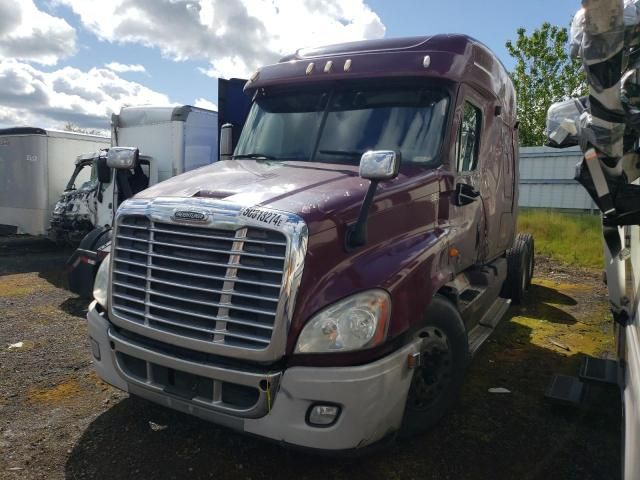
[108,197,308,362]
[119,235,287,261]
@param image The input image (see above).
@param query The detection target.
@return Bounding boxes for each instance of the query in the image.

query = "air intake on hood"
[193,190,235,199]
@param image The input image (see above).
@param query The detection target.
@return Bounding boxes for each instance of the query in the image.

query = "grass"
[517,208,603,269]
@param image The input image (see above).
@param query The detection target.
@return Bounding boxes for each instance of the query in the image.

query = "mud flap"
[66,248,100,298]
[66,226,111,298]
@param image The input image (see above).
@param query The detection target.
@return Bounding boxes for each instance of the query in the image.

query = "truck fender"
[66,226,112,298]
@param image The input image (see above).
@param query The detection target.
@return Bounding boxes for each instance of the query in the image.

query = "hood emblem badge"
[172,210,209,223]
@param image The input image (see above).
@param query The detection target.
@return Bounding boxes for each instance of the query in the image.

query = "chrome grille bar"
[111,215,286,350]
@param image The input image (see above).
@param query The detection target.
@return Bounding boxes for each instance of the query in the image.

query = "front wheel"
[400,295,468,437]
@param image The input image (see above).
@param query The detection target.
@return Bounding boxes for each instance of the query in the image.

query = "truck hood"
[135,159,435,234]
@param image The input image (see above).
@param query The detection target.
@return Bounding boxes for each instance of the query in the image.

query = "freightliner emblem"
[172,210,209,223]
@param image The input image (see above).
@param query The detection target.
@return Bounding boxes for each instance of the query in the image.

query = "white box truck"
[65,78,253,296]
[0,127,109,236]
[51,105,219,245]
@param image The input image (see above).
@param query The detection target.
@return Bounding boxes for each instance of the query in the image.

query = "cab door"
[447,89,486,272]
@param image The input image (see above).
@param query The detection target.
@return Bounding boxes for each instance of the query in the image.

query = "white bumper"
[87,302,419,451]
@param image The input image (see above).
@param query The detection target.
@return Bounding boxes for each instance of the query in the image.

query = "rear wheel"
[525,235,535,289]
[400,295,468,437]
[502,233,534,304]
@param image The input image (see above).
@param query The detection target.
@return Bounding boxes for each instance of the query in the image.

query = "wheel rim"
[406,327,453,411]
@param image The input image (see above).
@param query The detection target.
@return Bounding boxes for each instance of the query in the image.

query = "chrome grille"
[111,215,287,349]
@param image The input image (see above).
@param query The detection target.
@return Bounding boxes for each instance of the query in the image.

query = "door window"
[456,102,481,172]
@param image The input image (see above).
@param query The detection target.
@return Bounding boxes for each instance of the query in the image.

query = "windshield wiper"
[318,149,363,158]
[232,153,277,160]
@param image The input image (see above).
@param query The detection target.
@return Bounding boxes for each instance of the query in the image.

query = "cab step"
[544,374,586,406]
[467,297,511,356]
[579,356,618,386]
[478,297,510,329]
[468,325,493,357]
[544,375,586,406]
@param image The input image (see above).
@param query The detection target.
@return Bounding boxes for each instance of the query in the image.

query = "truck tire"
[502,233,533,304]
[518,233,535,289]
[400,295,468,437]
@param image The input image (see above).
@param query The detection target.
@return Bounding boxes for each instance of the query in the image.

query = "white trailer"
[0,127,109,235]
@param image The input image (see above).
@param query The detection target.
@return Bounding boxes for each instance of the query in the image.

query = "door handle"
[455,183,480,206]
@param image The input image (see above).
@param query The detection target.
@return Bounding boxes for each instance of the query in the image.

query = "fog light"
[90,337,101,361]
[307,404,340,426]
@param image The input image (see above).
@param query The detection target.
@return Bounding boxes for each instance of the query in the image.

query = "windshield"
[234,83,450,166]
[65,161,103,192]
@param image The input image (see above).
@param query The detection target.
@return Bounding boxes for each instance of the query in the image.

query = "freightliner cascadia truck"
[87,35,533,451]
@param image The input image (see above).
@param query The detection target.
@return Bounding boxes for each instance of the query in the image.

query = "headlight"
[93,253,110,308]
[294,289,391,353]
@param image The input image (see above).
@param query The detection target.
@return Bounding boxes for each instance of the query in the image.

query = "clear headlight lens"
[93,253,110,308]
[294,289,391,353]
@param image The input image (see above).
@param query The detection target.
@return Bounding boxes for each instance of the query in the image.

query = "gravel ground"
[0,245,621,480]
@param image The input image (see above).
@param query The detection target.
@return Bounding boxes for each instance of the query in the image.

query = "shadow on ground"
[64,285,621,480]
[0,242,73,289]
[516,285,579,325]
[59,297,90,318]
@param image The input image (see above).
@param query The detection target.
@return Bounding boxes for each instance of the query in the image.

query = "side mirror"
[107,147,139,170]
[359,150,401,180]
[220,123,233,160]
[96,156,111,184]
[346,151,400,251]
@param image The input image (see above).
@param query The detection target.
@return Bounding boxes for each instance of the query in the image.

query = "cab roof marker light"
[423,55,431,68]
[324,60,333,73]
[344,58,352,72]
[306,62,315,75]
[249,70,260,83]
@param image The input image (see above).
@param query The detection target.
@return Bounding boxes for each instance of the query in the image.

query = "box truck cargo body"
[0,127,109,235]
[113,106,219,182]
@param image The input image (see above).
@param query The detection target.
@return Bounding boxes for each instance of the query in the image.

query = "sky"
[0,0,580,131]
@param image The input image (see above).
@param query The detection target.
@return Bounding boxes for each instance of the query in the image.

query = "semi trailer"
[87,35,533,451]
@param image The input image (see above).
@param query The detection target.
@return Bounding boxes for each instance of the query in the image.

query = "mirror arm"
[345,180,379,251]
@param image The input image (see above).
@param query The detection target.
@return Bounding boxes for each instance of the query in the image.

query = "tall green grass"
[517,209,603,269]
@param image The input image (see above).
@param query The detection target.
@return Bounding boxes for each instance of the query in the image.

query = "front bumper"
[87,302,419,451]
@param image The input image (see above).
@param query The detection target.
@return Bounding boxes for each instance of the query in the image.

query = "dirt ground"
[0,244,621,480]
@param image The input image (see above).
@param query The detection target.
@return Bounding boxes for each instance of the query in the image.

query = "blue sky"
[0,0,581,130]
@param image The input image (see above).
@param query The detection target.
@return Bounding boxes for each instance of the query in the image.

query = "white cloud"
[56,0,385,78]
[105,62,147,73]
[0,0,76,65]
[0,59,173,129]
[194,97,217,111]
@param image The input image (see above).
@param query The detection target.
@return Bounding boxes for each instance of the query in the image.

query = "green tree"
[506,22,587,146]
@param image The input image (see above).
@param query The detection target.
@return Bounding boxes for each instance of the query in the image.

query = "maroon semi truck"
[87,34,533,451]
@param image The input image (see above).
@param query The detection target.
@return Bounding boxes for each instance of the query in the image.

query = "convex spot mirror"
[107,147,139,170]
[359,150,401,181]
